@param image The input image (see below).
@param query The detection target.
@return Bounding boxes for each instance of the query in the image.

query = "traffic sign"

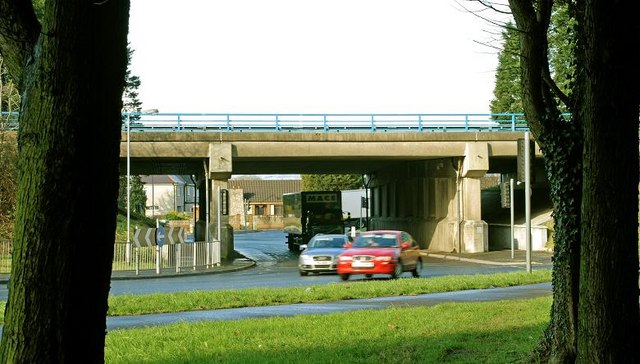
[145,228,155,247]
[156,226,166,247]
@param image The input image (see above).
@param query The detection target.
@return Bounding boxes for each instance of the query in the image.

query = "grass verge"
[107,269,551,316]
[105,296,552,363]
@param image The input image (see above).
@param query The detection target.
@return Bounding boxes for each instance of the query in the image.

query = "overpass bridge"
[116,113,545,258]
[119,112,532,175]
[1,112,545,256]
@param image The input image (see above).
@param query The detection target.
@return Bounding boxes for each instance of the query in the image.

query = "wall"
[370,159,461,252]
[488,224,549,251]
[230,214,283,230]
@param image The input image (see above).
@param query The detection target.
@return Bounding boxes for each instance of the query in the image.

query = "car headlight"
[338,256,353,262]
[299,255,314,264]
[374,256,393,261]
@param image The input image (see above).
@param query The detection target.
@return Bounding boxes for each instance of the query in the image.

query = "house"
[228,179,301,230]
[140,175,198,217]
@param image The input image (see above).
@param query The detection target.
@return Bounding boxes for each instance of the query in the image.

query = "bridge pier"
[119,131,542,255]
[369,142,489,253]
[207,143,234,260]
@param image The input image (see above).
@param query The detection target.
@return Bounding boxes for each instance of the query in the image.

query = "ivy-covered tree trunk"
[534,127,582,362]
[509,0,639,362]
[0,1,130,362]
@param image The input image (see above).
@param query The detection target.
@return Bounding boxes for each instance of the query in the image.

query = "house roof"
[229,179,301,203]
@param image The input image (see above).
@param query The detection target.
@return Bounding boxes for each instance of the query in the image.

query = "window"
[254,204,266,216]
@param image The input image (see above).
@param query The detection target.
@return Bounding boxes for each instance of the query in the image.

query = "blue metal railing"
[2,112,530,133]
[0,111,19,131]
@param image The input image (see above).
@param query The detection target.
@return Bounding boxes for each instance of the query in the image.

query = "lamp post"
[126,113,131,249]
[127,108,159,227]
[524,131,532,273]
[362,173,375,231]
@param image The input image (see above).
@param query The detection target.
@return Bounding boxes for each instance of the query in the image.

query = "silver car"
[298,234,350,276]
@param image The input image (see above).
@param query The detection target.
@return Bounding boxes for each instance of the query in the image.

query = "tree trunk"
[576,0,640,361]
[509,0,640,362]
[507,1,582,359]
[0,1,130,362]
[533,126,582,363]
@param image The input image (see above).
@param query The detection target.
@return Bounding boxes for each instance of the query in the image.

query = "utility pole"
[524,131,532,272]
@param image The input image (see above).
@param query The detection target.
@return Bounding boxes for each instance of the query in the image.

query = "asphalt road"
[108,230,550,295]
[0,230,551,301]
[0,230,553,333]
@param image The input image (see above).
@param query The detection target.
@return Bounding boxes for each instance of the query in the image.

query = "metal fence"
[0,238,11,275]
[2,111,533,133]
[121,112,529,133]
[112,240,221,275]
[0,238,221,277]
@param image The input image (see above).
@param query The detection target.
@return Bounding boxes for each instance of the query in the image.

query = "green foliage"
[163,211,191,221]
[301,174,362,191]
[0,133,17,238]
[114,211,156,243]
[491,5,575,115]
[0,58,19,238]
[117,175,147,214]
[548,5,576,107]
[122,46,142,122]
[490,23,523,115]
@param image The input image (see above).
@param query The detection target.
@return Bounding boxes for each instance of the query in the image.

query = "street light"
[127,109,159,244]
[362,173,375,231]
[126,113,133,242]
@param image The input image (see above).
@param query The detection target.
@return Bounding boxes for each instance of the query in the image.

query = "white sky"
[128,0,503,115]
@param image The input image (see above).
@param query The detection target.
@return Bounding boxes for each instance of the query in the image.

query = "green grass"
[107,270,551,316]
[0,270,553,362]
[104,296,552,363]
[114,210,156,243]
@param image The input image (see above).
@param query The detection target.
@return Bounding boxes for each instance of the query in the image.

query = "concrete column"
[210,179,234,260]
[459,142,489,253]
[207,142,234,260]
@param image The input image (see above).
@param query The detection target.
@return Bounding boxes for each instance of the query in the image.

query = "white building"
[141,175,197,217]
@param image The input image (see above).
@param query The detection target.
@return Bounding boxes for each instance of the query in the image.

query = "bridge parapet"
[120,112,528,133]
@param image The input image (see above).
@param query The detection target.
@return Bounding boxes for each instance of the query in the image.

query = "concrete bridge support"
[207,143,234,260]
[194,143,235,260]
[369,142,489,253]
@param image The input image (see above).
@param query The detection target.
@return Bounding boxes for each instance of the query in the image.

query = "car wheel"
[340,274,350,281]
[412,259,422,278]
[391,261,403,279]
[299,270,308,276]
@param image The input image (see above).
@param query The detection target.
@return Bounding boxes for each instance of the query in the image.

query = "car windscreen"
[309,237,346,249]
[353,234,397,248]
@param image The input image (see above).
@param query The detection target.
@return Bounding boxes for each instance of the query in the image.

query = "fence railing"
[2,112,531,133]
[122,112,529,133]
[112,240,221,275]
[0,238,11,275]
[0,238,221,277]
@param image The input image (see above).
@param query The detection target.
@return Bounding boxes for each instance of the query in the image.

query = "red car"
[337,230,422,280]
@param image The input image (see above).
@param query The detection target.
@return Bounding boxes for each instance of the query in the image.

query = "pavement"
[0,249,553,283]
[423,249,553,266]
[109,257,257,280]
[108,248,553,279]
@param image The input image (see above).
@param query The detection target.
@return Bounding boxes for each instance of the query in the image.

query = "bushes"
[163,211,191,221]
